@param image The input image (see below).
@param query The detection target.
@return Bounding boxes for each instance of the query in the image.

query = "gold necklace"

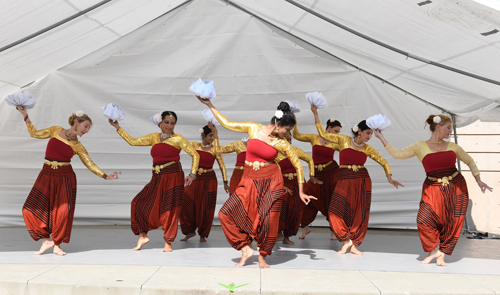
[65,129,77,141]
[430,139,443,145]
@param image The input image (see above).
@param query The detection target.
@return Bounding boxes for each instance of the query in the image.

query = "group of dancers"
[15,95,492,268]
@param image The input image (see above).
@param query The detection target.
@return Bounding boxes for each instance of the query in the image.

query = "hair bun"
[277,101,291,113]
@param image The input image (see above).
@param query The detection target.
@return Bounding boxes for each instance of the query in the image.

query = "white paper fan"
[202,108,220,125]
[285,100,301,113]
[366,114,391,131]
[5,91,36,109]
[305,92,327,109]
[151,113,162,125]
[189,78,216,99]
[102,103,125,121]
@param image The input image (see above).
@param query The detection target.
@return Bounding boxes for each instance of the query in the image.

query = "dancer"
[374,114,492,266]
[180,122,228,242]
[109,111,199,252]
[276,133,321,245]
[312,105,403,255]
[293,115,342,240]
[18,107,120,256]
[219,138,248,194]
[197,96,315,268]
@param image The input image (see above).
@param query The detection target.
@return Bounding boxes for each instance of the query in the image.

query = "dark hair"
[201,125,212,137]
[68,113,92,126]
[326,119,342,130]
[352,120,370,136]
[161,111,177,123]
[425,115,452,132]
[270,101,296,127]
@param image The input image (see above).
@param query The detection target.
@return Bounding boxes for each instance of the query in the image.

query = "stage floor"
[1,225,499,294]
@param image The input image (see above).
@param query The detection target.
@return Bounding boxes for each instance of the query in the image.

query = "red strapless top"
[245,139,278,163]
[422,151,457,173]
[235,152,246,166]
[278,158,295,174]
[198,150,216,168]
[45,138,74,162]
[312,145,334,164]
[151,143,181,164]
[339,148,367,166]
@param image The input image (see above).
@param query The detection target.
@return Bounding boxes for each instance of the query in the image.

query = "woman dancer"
[197,97,315,268]
[219,138,248,194]
[109,111,199,252]
[18,106,120,256]
[276,134,321,245]
[374,115,492,266]
[293,116,342,240]
[312,105,403,255]
[180,122,228,242]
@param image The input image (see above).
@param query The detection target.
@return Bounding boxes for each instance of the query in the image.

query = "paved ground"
[1,225,499,294]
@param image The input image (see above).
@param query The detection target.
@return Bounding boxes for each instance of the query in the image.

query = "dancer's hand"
[108,118,120,130]
[106,171,121,180]
[283,186,293,195]
[310,176,323,185]
[310,104,318,114]
[374,130,389,146]
[196,95,212,107]
[208,121,218,138]
[477,180,493,193]
[185,175,195,186]
[299,192,317,205]
[387,174,404,189]
[16,106,30,123]
[224,182,230,193]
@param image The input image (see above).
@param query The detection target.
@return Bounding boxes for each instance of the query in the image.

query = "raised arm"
[292,120,316,144]
[26,123,60,139]
[116,128,154,146]
[374,130,417,160]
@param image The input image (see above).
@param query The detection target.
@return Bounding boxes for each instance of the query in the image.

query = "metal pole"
[283,0,500,87]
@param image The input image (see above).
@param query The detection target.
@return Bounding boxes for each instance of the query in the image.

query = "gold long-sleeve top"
[219,140,247,154]
[275,147,315,179]
[116,128,200,175]
[215,112,305,183]
[293,122,340,151]
[188,139,228,181]
[385,141,480,176]
[26,123,107,178]
[315,122,392,175]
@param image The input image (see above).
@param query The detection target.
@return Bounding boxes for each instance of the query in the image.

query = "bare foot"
[33,238,54,255]
[421,248,442,264]
[330,231,337,240]
[258,255,270,268]
[298,226,311,239]
[338,239,353,254]
[235,244,254,267]
[163,242,173,252]
[283,237,295,245]
[200,236,206,242]
[53,245,66,256]
[133,233,149,251]
[180,232,196,241]
[436,254,447,266]
[277,232,284,242]
[350,245,363,255]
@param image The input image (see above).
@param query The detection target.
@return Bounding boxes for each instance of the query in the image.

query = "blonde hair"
[68,113,93,127]
[425,114,452,132]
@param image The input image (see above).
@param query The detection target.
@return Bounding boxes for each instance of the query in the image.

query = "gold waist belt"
[339,165,365,172]
[245,160,272,171]
[234,165,245,170]
[282,172,297,180]
[44,160,71,169]
[427,171,459,186]
[153,161,177,174]
[198,168,214,174]
[315,161,333,171]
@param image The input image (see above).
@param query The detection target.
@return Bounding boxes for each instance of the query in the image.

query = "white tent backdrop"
[0,0,498,228]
